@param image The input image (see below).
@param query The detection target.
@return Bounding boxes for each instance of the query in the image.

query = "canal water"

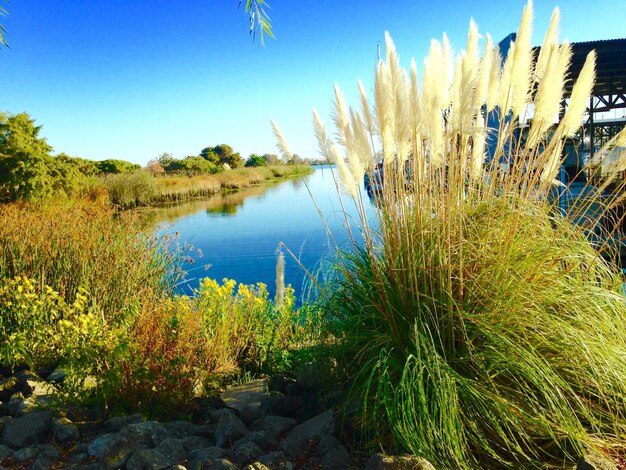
[150,166,368,302]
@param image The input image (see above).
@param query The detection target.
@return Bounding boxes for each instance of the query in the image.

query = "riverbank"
[104,165,314,209]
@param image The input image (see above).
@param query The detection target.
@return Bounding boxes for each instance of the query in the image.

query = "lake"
[149,166,369,302]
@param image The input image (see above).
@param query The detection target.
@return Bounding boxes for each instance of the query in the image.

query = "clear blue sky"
[0,1,624,166]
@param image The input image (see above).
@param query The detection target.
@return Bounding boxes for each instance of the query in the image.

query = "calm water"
[150,166,368,301]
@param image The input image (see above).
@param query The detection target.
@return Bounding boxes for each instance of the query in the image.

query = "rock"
[203,459,238,469]
[261,393,303,419]
[35,443,60,460]
[45,367,66,384]
[187,447,228,470]
[240,403,265,426]
[232,440,264,465]
[163,420,201,438]
[322,444,352,469]
[87,433,115,458]
[154,437,187,464]
[11,446,38,461]
[126,448,172,470]
[364,453,437,470]
[215,409,248,447]
[104,413,144,432]
[0,378,18,402]
[221,379,267,414]
[100,434,140,470]
[122,420,168,447]
[2,410,52,449]
[318,434,340,455]
[577,454,618,470]
[257,451,294,470]
[238,430,274,451]
[250,415,297,438]
[4,392,25,416]
[181,435,214,453]
[284,382,302,397]
[0,444,13,461]
[280,410,336,458]
[50,416,79,444]
[244,464,271,470]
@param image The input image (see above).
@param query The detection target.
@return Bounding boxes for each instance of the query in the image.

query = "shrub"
[245,154,268,167]
[296,3,626,468]
[103,170,158,208]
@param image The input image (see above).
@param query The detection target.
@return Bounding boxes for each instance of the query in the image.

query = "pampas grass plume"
[271,120,294,162]
[560,50,596,137]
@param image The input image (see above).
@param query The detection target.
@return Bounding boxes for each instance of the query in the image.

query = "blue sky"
[0,1,624,166]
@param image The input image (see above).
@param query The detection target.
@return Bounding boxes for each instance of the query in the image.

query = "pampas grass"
[279,1,626,468]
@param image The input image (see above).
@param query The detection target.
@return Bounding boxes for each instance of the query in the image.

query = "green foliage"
[165,156,217,176]
[103,171,158,208]
[240,0,274,45]
[245,154,267,167]
[262,153,280,165]
[94,159,141,175]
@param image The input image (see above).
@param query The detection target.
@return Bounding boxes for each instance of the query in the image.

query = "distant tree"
[290,154,307,165]
[178,156,217,175]
[200,147,220,165]
[94,159,141,175]
[157,152,177,169]
[245,154,267,167]
[146,159,166,176]
[0,112,55,201]
[262,153,280,165]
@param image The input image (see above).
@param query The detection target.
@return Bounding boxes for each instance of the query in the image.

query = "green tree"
[94,159,141,175]
[262,153,280,165]
[0,112,55,201]
[245,154,267,167]
[200,147,219,165]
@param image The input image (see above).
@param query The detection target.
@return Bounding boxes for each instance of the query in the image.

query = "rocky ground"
[0,367,619,469]
[0,366,439,469]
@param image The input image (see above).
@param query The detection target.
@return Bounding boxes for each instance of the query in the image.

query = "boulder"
[125,448,173,470]
[104,413,144,432]
[257,450,294,470]
[237,430,274,451]
[0,378,18,402]
[280,410,336,458]
[163,420,201,438]
[322,444,352,470]
[261,393,303,419]
[365,453,437,470]
[50,416,79,444]
[215,409,248,447]
[122,420,168,447]
[0,444,13,461]
[187,447,228,470]
[577,454,618,470]
[181,435,213,453]
[250,415,297,439]
[232,440,264,465]
[1,410,52,449]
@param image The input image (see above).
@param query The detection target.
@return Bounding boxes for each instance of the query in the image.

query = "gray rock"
[187,447,228,470]
[2,410,52,449]
[215,409,248,447]
[0,417,10,435]
[68,451,90,465]
[163,420,201,438]
[104,413,144,432]
[321,444,352,470]
[5,392,25,416]
[100,433,142,470]
[203,459,238,469]
[126,448,172,470]
[364,453,437,470]
[181,435,213,453]
[0,444,13,461]
[11,446,38,461]
[238,430,274,451]
[250,415,297,438]
[232,440,264,465]
[257,450,294,470]
[244,464,271,470]
[240,403,265,426]
[45,367,66,384]
[122,420,168,447]
[30,456,57,470]
[164,466,187,470]
[280,410,336,458]
[50,416,79,444]
[87,433,115,458]
[35,443,59,460]
[155,437,187,464]
[318,434,340,455]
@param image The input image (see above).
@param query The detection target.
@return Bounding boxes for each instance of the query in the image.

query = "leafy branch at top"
[239,0,275,45]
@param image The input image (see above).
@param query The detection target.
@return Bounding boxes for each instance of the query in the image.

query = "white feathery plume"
[330,141,358,198]
[333,83,351,149]
[529,42,570,143]
[441,33,453,110]
[510,0,534,118]
[451,56,463,131]
[456,20,481,132]
[409,59,422,135]
[486,45,502,112]
[535,8,560,81]
[600,128,626,173]
[270,120,293,162]
[559,50,596,137]
[498,42,515,114]
[312,108,333,159]
[358,80,375,138]
[348,109,366,182]
[540,138,564,184]
[473,33,493,111]
[351,108,373,171]
[375,61,395,164]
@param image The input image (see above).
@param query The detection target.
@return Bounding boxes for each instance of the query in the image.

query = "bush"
[103,170,158,208]
[245,154,267,167]
[304,4,626,468]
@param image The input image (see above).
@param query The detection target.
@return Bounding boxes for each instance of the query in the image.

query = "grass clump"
[297,2,626,467]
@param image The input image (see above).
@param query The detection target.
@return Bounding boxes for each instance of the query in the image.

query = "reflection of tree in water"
[140,183,279,225]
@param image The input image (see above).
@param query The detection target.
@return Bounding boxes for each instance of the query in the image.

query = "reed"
[302,2,626,467]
